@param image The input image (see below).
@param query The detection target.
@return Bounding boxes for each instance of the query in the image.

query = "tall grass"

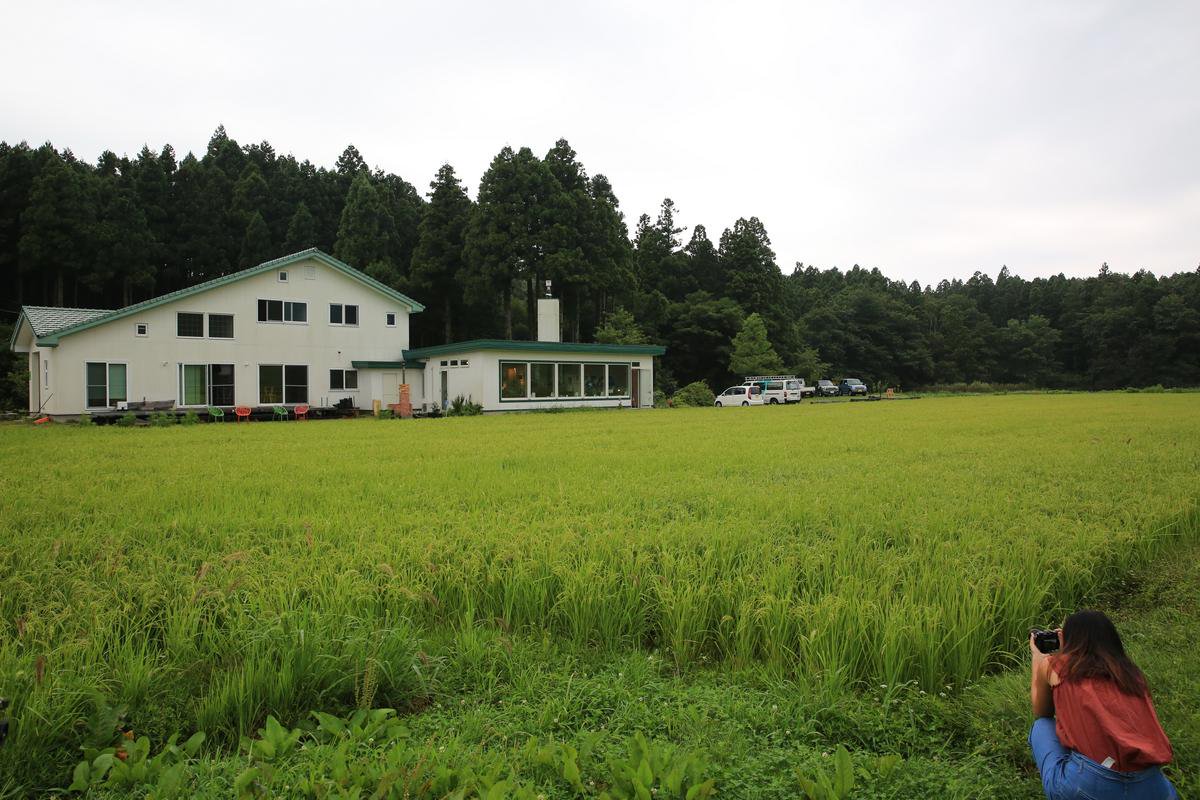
[0,394,1197,790]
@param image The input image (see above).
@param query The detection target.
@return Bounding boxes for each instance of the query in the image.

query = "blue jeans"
[1029,717,1177,799]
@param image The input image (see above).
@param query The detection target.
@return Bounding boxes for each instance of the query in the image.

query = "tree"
[334,172,397,283]
[410,164,472,343]
[730,313,784,376]
[719,217,785,324]
[283,201,318,252]
[19,153,95,305]
[594,307,647,345]
[239,211,274,269]
[92,176,155,305]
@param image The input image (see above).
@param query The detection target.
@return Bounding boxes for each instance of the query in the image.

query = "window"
[257,299,306,323]
[278,270,289,282]
[259,365,283,403]
[177,312,204,337]
[558,364,581,397]
[86,362,127,408]
[329,303,359,325]
[285,365,308,403]
[43,359,49,389]
[385,312,396,327]
[531,363,555,398]
[450,360,459,367]
[460,359,469,367]
[208,314,234,339]
[607,364,630,397]
[180,364,235,406]
[584,364,606,397]
[500,362,528,399]
[330,369,358,391]
[440,360,449,367]
[135,323,148,337]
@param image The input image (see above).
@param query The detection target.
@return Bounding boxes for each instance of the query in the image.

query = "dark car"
[838,378,869,396]
[815,379,839,397]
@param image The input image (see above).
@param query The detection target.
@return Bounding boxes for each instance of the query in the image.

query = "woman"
[1029,609,1176,800]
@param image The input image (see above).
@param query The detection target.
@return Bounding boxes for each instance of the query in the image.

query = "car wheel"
[741,401,749,406]
[715,401,722,407]
[770,398,778,405]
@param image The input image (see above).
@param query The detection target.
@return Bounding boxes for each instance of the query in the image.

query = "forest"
[2,126,1198,408]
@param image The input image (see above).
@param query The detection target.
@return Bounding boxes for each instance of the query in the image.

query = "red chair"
[294,404,309,421]
[234,406,252,422]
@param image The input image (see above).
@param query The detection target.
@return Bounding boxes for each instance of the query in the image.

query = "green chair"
[272,405,289,421]
[207,406,225,422]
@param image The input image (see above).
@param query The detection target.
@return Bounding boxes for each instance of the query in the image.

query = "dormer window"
[278,270,289,282]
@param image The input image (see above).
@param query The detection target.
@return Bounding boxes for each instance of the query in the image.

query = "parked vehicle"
[838,378,869,396]
[743,375,812,403]
[793,379,816,399]
[716,384,764,407]
[815,379,839,397]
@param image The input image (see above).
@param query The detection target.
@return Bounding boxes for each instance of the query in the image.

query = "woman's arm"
[1030,633,1055,718]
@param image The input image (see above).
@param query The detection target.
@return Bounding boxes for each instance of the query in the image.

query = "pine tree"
[239,211,273,268]
[334,172,397,281]
[92,176,155,305]
[594,307,647,345]
[283,201,318,252]
[729,312,784,376]
[19,153,95,306]
[410,164,472,343]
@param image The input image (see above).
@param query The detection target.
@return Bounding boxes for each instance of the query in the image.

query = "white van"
[715,384,764,407]
[743,376,807,404]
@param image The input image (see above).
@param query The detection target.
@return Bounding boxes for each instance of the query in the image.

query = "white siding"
[31,257,415,415]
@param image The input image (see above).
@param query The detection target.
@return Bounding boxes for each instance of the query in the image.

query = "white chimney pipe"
[536,298,561,343]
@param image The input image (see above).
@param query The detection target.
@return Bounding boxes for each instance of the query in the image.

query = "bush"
[446,395,483,416]
[654,389,669,408]
[377,408,394,420]
[116,412,137,427]
[149,411,175,427]
[77,413,94,426]
[671,381,715,407]
[181,410,201,426]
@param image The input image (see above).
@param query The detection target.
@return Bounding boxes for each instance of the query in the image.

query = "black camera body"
[1031,628,1060,654]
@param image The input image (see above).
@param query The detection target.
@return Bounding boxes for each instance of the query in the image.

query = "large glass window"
[177,312,204,337]
[284,365,308,403]
[607,364,630,397]
[583,364,606,397]
[500,362,528,399]
[180,364,207,405]
[531,363,555,398]
[210,364,235,405]
[86,362,127,408]
[208,314,234,338]
[259,365,283,404]
[557,364,581,397]
[258,300,306,323]
[329,303,359,325]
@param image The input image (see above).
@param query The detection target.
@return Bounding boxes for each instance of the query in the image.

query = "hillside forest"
[2,127,1198,407]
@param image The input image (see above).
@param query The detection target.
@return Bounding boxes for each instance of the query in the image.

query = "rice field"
[1,393,1198,792]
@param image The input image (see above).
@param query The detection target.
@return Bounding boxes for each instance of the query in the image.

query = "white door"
[382,372,399,406]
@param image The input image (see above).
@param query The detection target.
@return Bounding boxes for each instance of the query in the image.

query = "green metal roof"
[27,249,425,347]
[9,306,114,349]
[351,360,426,369]
[403,339,666,359]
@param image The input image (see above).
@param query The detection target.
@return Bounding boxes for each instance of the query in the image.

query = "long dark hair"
[1057,609,1146,695]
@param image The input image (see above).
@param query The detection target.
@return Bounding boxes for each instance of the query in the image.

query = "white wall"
[423,349,655,412]
[30,256,415,415]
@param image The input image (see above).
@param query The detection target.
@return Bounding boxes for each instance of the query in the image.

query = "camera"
[1030,628,1060,654]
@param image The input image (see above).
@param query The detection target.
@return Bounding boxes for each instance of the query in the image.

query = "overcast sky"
[3,1,1198,284]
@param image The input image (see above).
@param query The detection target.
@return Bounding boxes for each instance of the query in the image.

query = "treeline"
[2,127,1198,402]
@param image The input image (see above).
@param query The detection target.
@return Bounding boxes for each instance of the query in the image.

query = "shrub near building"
[672,381,715,407]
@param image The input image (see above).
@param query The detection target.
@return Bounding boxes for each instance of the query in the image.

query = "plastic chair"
[207,406,225,422]
[234,406,252,422]
[272,405,289,421]
[294,404,309,421]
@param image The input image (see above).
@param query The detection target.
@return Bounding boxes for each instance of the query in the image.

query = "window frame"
[328,303,360,327]
[256,298,308,324]
[498,360,635,403]
[329,368,359,392]
[176,312,205,338]
[385,312,397,327]
[135,323,149,337]
[84,361,129,410]
[207,313,235,339]
[278,270,289,282]
[178,363,236,407]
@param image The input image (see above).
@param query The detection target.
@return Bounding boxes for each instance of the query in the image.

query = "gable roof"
[403,339,666,359]
[22,249,424,347]
[21,306,114,338]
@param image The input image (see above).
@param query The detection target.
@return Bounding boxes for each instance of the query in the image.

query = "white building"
[8,249,663,416]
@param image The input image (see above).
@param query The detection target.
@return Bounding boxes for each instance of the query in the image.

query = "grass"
[0,393,1197,795]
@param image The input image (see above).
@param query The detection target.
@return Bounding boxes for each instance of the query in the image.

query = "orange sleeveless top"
[1051,657,1173,772]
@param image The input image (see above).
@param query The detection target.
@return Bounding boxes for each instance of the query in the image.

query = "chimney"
[537,298,561,343]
